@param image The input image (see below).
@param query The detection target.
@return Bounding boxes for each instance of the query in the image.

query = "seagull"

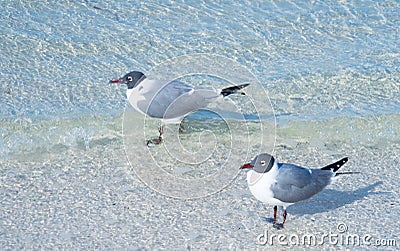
[241,153,358,228]
[110,71,250,145]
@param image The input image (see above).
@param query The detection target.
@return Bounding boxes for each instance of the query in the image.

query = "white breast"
[246,164,293,207]
[126,84,148,116]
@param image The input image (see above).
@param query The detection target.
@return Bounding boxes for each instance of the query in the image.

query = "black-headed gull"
[111,71,249,145]
[241,153,358,228]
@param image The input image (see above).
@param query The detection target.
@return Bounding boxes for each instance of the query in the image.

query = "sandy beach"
[1,113,398,249]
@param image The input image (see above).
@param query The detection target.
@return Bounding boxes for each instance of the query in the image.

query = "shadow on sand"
[287,181,385,216]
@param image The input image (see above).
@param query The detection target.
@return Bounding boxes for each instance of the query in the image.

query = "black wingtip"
[335,171,361,176]
[321,157,349,172]
[221,83,250,97]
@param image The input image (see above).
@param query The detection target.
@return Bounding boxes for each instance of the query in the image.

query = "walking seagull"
[241,153,358,228]
[111,71,249,145]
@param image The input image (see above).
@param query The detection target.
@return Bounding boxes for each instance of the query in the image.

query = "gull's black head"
[241,153,275,173]
[110,71,146,89]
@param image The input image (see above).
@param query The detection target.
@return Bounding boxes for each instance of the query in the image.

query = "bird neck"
[247,162,279,186]
[126,89,133,99]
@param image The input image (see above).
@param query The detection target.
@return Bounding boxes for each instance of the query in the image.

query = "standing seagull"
[111,71,249,145]
[241,153,358,228]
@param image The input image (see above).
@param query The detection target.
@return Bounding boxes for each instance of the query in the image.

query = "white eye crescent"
[260,160,266,166]
[127,76,133,81]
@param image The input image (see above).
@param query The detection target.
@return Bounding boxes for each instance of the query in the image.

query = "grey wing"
[138,80,193,118]
[271,164,334,203]
[146,81,219,119]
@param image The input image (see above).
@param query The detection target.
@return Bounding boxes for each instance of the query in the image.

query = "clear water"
[1,0,399,159]
[1,1,398,159]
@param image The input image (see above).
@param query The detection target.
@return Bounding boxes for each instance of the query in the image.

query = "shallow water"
[1,0,399,249]
[1,0,399,159]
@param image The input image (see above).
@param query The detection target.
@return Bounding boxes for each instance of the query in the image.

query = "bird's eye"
[260,160,266,166]
[127,76,133,81]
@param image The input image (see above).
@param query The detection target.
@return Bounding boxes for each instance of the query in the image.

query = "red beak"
[109,78,124,84]
[240,163,254,169]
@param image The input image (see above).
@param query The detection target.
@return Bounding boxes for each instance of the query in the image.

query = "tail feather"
[321,157,349,172]
[221,83,250,97]
[335,171,361,176]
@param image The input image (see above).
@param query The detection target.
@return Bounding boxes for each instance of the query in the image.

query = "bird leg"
[282,209,287,225]
[273,207,287,229]
[146,126,164,146]
[273,206,277,224]
[179,121,185,133]
[156,126,163,142]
